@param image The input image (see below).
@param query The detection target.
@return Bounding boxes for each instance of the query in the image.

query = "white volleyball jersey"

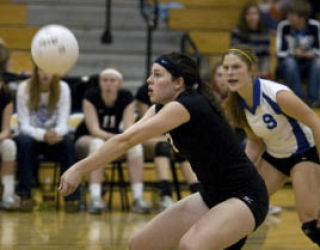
[240,78,314,158]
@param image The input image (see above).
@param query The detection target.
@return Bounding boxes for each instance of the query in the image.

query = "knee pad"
[155,142,170,157]
[1,139,17,162]
[302,220,320,246]
[89,138,105,154]
[127,144,143,160]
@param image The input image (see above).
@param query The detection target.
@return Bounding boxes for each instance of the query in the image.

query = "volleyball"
[31,24,79,75]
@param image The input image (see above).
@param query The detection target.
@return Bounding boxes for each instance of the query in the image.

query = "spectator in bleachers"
[259,0,290,31]
[209,61,229,103]
[74,68,151,214]
[0,76,19,211]
[14,66,80,212]
[231,2,272,78]
[0,43,28,89]
[136,83,202,211]
[276,0,320,108]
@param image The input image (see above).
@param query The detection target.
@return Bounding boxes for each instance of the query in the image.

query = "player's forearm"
[73,133,132,176]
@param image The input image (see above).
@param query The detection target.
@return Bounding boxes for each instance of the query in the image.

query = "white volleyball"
[31,24,79,75]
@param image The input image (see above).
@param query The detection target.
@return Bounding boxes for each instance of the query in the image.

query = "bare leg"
[258,159,287,196]
[129,193,208,250]
[291,162,320,223]
[179,198,255,250]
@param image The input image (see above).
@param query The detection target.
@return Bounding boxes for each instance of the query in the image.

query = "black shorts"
[199,175,269,230]
[262,147,320,176]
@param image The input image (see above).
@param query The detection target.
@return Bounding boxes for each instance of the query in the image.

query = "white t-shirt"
[17,80,71,141]
[241,78,314,158]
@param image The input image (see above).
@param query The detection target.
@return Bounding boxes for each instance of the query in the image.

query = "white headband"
[100,68,123,80]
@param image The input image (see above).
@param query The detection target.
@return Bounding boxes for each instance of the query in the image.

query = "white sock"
[131,183,143,200]
[2,175,14,199]
[89,183,101,199]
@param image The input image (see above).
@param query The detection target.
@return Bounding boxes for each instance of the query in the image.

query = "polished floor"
[0,186,318,250]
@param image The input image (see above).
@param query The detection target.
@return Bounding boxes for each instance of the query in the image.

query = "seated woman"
[15,66,79,212]
[74,68,150,214]
[0,76,19,211]
[231,2,272,78]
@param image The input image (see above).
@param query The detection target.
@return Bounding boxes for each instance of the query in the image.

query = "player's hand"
[59,167,82,196]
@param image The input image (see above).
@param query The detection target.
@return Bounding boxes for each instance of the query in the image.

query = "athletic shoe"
[132,197,151,214]
[88,197,106,214]
[2,194,20,211]
[268,204,282,215]
[159,195,174,211]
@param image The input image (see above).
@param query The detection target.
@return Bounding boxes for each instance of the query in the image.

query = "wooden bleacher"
[166,0,281,74]
[0,2,37,72]
[160,0,252,8]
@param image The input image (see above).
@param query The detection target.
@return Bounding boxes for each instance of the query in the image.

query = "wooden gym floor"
[0,185,318,250]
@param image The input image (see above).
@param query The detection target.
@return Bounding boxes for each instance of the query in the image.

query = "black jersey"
[75,87,133,139]
[156,91,259,196]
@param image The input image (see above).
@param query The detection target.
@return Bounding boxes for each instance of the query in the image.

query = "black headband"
[154,55,182,78]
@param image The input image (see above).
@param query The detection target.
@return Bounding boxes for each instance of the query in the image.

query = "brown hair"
[0,43,10,72]
[163,52,223,116]
[28,66,61,113]
[222,46,257,129]
[287,0,311,19]
[237,2,267,37]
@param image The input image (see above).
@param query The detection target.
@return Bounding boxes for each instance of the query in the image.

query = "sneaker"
[132,197,151,214]
[19,197,34,212]
[2,195,20,211]
[65,200,80,213]
[268,204,282,215]
[88,197,106,215]
[159,195,174,211]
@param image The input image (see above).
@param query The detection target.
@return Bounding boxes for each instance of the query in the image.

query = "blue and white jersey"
[240,78,314,158]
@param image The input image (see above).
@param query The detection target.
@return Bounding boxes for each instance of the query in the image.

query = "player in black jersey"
[74,68,151,214]
[136,83,202,211]
[60,52,268,250]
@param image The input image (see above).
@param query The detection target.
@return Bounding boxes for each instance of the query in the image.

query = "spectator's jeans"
[14,134,80,201]
[278,57,320,102]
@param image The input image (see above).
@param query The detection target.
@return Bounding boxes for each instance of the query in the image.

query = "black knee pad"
[302,220,320,246]
[155,142,170,157]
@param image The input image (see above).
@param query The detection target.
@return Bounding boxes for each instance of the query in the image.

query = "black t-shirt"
[0,88,12,131]
[135,83,151,106]
[75,87,133,138]
[156,91,258,195]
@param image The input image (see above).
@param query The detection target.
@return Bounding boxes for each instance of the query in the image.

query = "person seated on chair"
[231,2,272,79]
[14,65,80,212]
[136,82,202,211]
[74,68,151,214]
[0,76,19,211]
[276,0,320,108]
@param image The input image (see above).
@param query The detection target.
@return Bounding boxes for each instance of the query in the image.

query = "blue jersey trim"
[239,78,261,114]
[262,93,281,114]
[263,93,310,155]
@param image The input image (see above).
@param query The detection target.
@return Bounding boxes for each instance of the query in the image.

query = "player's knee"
[302,220,320,246]
[127,144,143,160]
[155,141,170,157]
[89,138,104,154]
[1,139,16,162]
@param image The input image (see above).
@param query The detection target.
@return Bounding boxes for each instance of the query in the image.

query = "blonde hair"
[28,66,61,113]
[222,46,257,129]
